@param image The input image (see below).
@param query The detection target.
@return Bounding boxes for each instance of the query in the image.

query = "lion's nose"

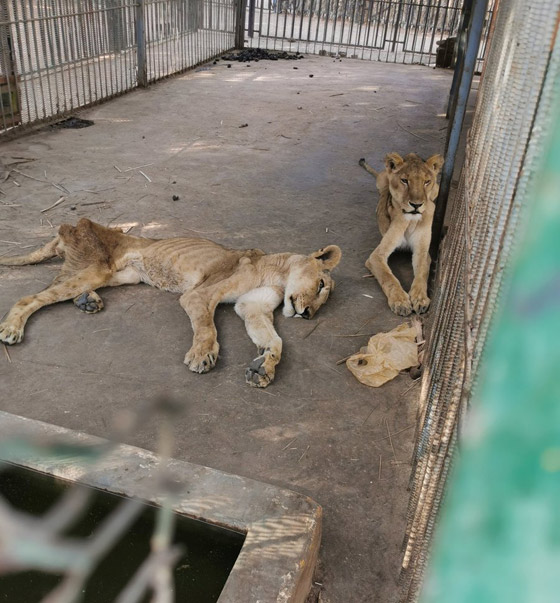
[301,307,311,319]
[410,202,423,209]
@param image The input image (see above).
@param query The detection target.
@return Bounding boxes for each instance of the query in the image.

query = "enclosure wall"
[244,0,495,66]
[0,0,236,134]
[399,0,560,601]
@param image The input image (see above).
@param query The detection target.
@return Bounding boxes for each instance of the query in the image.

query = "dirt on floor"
[0,56,452,602]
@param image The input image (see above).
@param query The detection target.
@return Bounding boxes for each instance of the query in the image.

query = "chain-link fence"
[0,0,236,135]
[400,0,560,600]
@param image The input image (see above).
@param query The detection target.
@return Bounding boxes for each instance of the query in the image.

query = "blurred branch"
[0,397,184,602]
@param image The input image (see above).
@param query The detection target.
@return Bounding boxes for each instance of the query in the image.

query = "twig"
[53,183,70,194]
[353,315,376,335]
[11,168,46,183]
[139,171,152,183]
[333,333,372,338]
[400,379,420,397]
[298,445,310,462]
[81,187,115,194]
[373,424,414,443]
[114,165,122,172]
[282,437,298,451]
[81,200,112,207]
[385,418,397,460]
[336,354,353,365]
[302,319,323,339]
[124,163,154,173]
[41,197,66,213]
[396,120,431,142]
[3,345,11,364]
[378,455,382,480]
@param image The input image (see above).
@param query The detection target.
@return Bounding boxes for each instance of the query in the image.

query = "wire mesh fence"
[244,0,495,67]
[399,0,560,601]
[0,0,237,135]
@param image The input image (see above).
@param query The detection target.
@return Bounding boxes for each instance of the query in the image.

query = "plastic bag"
[346,323,418,387]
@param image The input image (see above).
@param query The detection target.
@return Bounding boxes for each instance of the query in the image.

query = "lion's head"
[384,152,444,218]
[283,245,342,319]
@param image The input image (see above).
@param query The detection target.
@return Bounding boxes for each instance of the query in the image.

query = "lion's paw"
[388,292,412,316]
[74,291,104,314]
[184,343,219,374]
[245,354,275,388]
[0,322,24,345]
[410,291,430,314]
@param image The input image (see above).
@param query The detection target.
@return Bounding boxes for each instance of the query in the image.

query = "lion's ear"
[311,245,342,271]
[426,154,445,175]
[385,152,404,172]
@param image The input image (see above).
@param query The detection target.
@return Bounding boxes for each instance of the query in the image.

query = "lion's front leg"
[409,240,431,314]
[180,290,220,373]
[365,222,411,316]
[234,287,283,388]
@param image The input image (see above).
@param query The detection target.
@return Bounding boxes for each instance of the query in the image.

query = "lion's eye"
[400,178,408,185]
[424,180,431,186]
[318,279,325,293]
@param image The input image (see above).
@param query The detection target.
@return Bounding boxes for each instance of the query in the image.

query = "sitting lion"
[0,218,341,387]
[359,152,444,316]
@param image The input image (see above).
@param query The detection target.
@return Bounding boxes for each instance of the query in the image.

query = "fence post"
[136,0,147,87]
[235,0,247,49]
[430,0,488,259]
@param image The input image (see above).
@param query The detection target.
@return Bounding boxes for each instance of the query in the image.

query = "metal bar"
[446,0,473,117]
[248,0,256,36]
[235,0,247,47]
[431,0,488,259]
[136,0,147,86]
[390,0,403,52]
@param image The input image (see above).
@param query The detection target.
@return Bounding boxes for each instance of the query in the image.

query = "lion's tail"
[359,158,379,178]
[0,236,60,266]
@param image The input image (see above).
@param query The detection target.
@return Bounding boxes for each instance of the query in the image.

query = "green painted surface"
[421,86,560,600]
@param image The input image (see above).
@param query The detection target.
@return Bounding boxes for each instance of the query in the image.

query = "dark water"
[0,465,245,602]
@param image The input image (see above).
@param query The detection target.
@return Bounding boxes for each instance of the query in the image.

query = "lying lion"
[359,152,444,316]
[0,218,341,387]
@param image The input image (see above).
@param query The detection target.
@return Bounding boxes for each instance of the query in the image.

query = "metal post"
[136,0,147,87]
[431,0,488,259]
[248,0,256,37]
[235,0,247,49]
[446,0,474,119]
[391,0,404,53]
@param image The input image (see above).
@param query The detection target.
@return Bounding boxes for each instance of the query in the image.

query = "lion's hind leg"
[0,237,60,266]
[0,265,113,344]
[234,286,283,388]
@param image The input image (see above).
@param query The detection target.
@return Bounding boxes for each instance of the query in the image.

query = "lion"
[359,152,444,316]
[0,218,341,388]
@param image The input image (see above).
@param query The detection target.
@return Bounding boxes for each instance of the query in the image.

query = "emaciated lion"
[359,152,444,316]
[0,219,341,388]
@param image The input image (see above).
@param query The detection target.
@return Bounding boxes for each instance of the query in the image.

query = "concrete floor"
[0,56,451,602]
